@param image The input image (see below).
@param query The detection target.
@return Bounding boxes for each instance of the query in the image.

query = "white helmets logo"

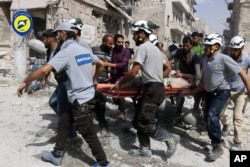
[203,33,223,46]
[229,35,245,48]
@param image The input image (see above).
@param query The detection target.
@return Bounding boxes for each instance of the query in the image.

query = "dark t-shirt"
[47,44,69,84]
[92,45,112,83]
[168,44,178,53]
[169,48,200,75]
[127,48,134,59]
[169,48,202,86]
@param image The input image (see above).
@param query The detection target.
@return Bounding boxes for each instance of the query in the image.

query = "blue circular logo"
[12,10,33,36]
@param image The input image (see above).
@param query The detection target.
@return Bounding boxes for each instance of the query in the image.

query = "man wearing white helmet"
[149,34,169,61]
[191,33,250,162]
[112,20,179,158]
[220,35,250,151]
[70,18,92,51]
[17,21,110,167]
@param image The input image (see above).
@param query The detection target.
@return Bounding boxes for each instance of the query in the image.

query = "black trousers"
[112,97,126,111]
[54,100,107,164]
[93,91,109,129]
[133,82,171,147]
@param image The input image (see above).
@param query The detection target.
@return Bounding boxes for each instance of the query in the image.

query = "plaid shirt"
[110,47,130,83]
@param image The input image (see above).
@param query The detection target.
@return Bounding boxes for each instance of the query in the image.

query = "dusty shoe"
[166,134,180,158]
[203,144,213,153]
[41,150,63,166]
[230,143,241,151]
[222,125,230,137]
[128,146,152,157]
[92,161,111,167]
[206,143,223,162]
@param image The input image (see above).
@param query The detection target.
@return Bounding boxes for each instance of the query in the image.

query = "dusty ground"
[1,75,250,167]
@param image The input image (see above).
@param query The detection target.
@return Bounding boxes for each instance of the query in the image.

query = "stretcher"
[96,84,192,98]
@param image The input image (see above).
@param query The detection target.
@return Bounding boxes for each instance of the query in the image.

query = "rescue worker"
[112,20,180,158]
[220,35,250,151]
[17,21,110,167]
[69,18,92,51]
[191,33,250,162]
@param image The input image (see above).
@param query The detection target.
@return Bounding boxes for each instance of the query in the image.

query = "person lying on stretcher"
[97,71,192,90]
[168,70,196,88]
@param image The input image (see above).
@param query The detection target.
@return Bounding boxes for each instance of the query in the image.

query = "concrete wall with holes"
[0,0,212,76]
[229,0,250,54]
[46,0,127,46]
[0,2,13,74]
[0,0,129,75]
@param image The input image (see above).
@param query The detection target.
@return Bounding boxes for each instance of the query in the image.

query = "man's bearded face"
[114,37,124,51]
[133,32,144,46]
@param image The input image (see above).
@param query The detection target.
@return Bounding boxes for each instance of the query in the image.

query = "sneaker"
[230,143,241,151]
[41,151,63,166]
[166,134,180,158]
[222,125,230,137]
[128,147,152,157]
[92,161,111,167]
[203,144,213,153]
[206,143,223,162]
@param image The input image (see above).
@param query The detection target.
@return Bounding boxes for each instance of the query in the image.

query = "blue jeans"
[49,81,77,139]
[30,64,42,90]
[204,90,230,144]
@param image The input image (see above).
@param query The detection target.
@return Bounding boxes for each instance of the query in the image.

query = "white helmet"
[203,33,223,46]
[229,35,245,48]
[69,18,83,30]
[149,34,158,45]
[131,20,158,34]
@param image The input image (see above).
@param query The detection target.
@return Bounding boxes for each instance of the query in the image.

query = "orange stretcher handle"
[96,84,192,98]
[96,84,114,90]
[96,84,140,91]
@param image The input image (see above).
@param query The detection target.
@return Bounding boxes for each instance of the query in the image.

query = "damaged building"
[224,0,250,54]
[0,0,205,80]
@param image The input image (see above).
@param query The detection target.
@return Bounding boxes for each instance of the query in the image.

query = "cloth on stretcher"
[96,76,192,98]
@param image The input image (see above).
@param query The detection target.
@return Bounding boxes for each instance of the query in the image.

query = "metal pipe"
[105,0,134,22]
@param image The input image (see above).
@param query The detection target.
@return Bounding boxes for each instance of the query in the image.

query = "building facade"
[0,0,209,79]
[224,0,250,54]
